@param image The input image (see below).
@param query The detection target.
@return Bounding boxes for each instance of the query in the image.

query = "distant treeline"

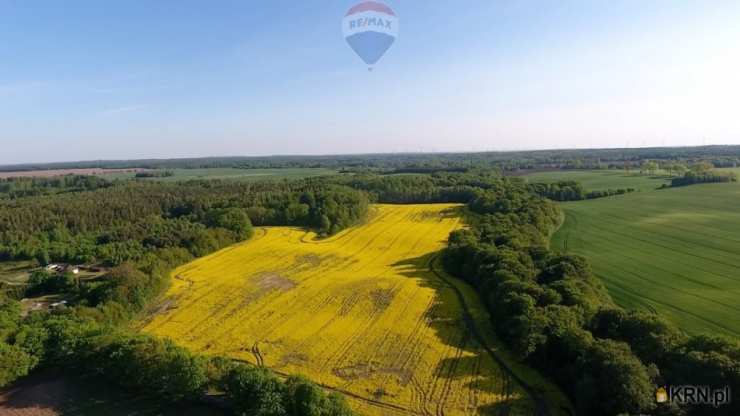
[135,170,175,178]
[670,170,738,187]
[341,174,635,204]
[386,166,471,174]
[527,181,635,201]
[338,172,492,204]
[4,145,740,173]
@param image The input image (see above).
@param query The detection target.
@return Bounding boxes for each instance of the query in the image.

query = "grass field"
[523,170,670,192]
[143,204,567,416]
[106,167,338,182]
[552,180,740,337]
[0,260,36,285]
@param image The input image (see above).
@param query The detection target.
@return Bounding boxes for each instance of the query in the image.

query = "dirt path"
[428,255,552,416]
[0,168,149,178]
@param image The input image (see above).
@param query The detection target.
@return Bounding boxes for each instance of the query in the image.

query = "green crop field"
[551,176,740,337]
[523,170,670,192]
[104,167,338,182]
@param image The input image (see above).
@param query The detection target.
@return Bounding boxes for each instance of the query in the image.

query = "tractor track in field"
[223,253,554,416]
[435,331,468,416]
[427,254,551,416]
[251,342,265,367]
[173,274,195,288]
[600,274,740,337]
[221,255,553,416]
[236,254,553,416]
[577,215,740,277]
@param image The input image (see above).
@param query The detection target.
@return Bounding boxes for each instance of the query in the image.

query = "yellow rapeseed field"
[143,204,541,415]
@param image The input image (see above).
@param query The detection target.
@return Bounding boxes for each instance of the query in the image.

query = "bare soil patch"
[0,168,148,179]
[333,362,411,385]
[254,272,297,292]
[0,372,224,416]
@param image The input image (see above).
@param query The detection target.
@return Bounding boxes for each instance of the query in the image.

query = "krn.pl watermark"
[656,385,731,408]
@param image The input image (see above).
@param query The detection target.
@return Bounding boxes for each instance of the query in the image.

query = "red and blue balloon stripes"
[343,1,398,66]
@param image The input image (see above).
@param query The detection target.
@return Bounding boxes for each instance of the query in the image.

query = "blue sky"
[1,1,739,164]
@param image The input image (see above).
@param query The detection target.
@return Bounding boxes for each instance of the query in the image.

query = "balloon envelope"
[342,1,398,66]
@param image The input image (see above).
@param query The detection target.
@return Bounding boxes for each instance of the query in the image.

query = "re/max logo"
[348,17,393,30]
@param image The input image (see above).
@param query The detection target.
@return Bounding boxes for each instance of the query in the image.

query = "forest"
[670,170,737,187]
[0,179,368,265]
[527,180,635,201]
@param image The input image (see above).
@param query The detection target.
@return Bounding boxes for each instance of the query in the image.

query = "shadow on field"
[479,396,540,416]
[392,252,537,416]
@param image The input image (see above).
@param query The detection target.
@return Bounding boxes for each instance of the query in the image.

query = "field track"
[143,204,561,415]
[428,256,551,416]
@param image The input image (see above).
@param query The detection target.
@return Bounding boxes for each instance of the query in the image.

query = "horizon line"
[2,143,739,169]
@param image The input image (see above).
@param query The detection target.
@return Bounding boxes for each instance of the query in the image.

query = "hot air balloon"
[342,1,398,68]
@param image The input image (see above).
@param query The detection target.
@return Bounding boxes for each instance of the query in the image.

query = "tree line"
[440,177,739,416]
[527,180,635,201]
[670,170,738,187]
[135,170,175,178]
[0,179,368,266]
[0,293,352,415]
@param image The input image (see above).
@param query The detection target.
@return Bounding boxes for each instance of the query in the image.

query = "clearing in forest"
[143,204,562,416]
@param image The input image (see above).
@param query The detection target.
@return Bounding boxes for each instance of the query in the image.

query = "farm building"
[44,264,80,274]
